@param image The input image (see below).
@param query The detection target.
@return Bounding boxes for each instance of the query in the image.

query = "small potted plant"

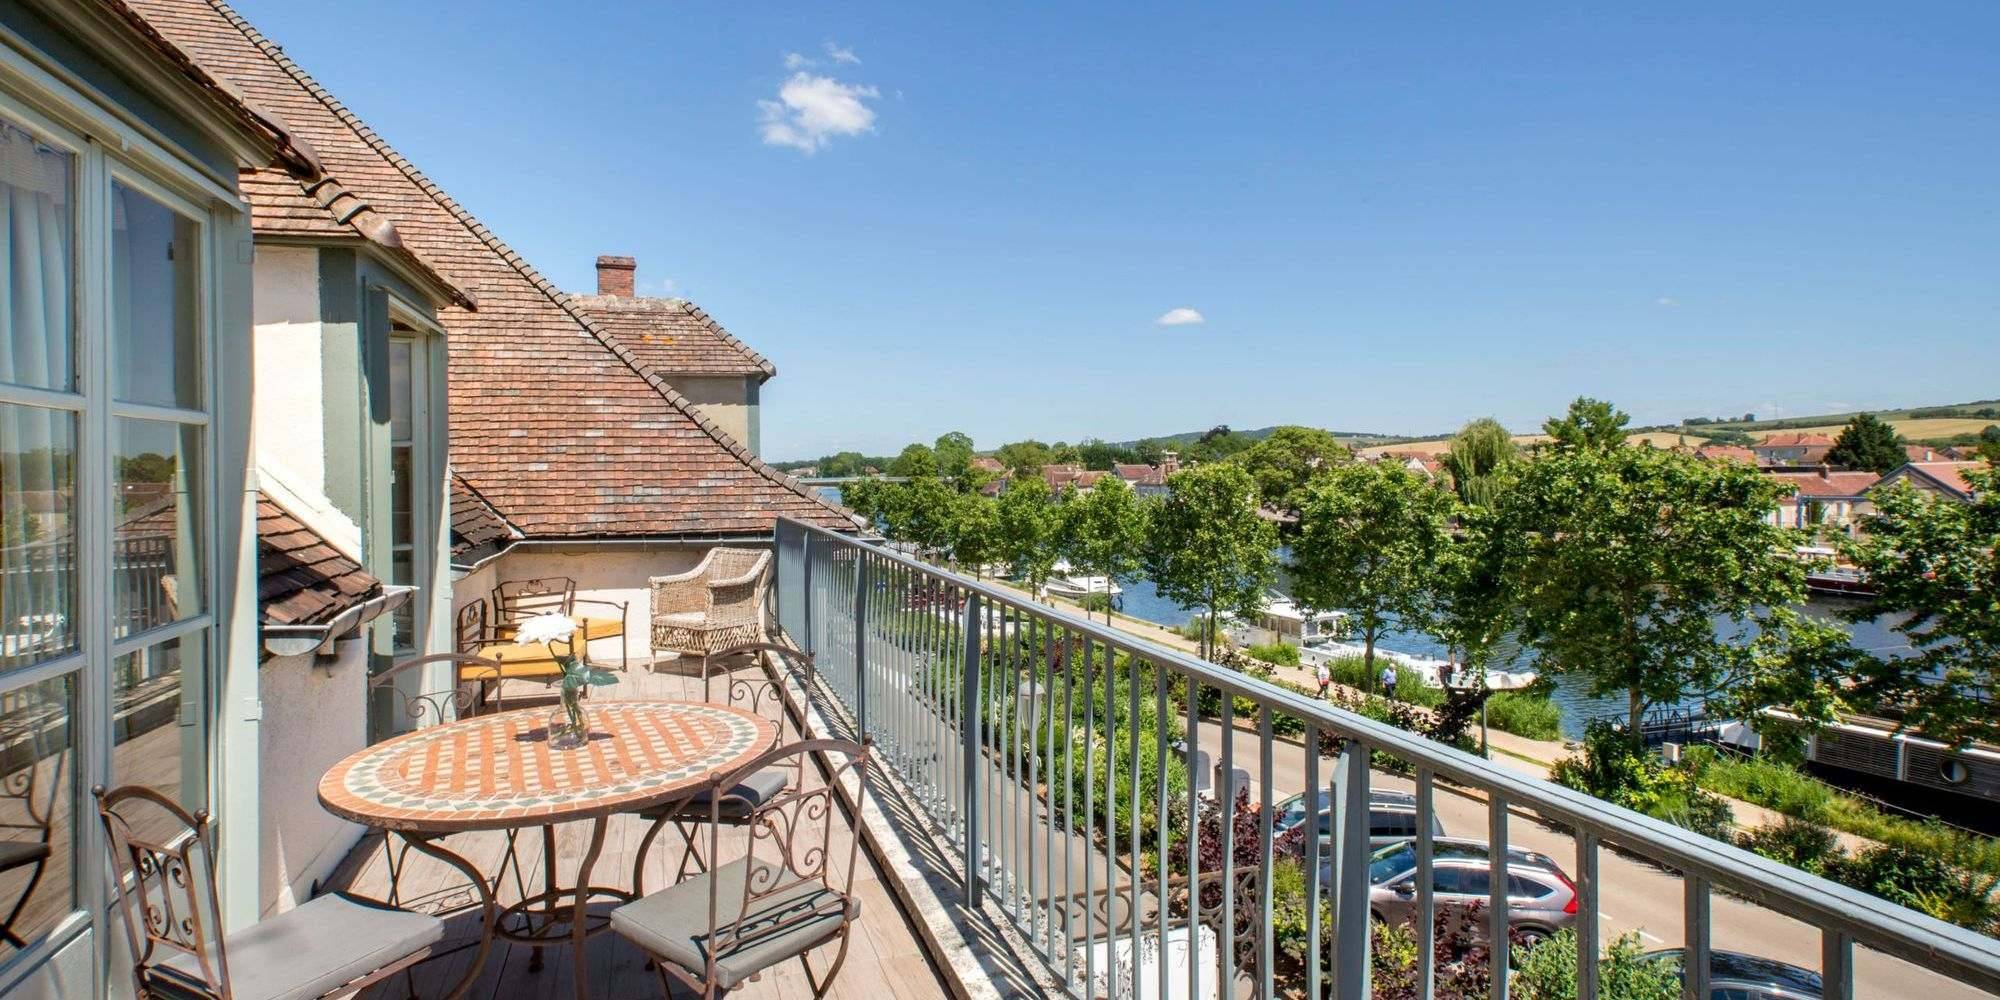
[513,612,619,749]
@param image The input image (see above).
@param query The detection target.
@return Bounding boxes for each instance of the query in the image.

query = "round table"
[319,700,777,1000]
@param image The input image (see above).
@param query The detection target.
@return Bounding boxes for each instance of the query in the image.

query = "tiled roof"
[569,295,774,379]
[129,0,854,538]
[1695,445,1758,464]
[1763,469,1880,499]
[1755,433,1835,448]
[240,168,473,309]
[1881,461,1982,499]
[257,492,381,626]
[1112,463,1164,486]
[450,474,518,557]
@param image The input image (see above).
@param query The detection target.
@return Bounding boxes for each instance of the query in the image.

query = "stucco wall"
[252,246,326,498]
[669,375,758,455]
[459,544,766,662]
[257,640,368,916]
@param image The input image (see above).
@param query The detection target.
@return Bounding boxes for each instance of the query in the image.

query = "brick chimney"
[595,255,636,297]
[1161,450,1180,477]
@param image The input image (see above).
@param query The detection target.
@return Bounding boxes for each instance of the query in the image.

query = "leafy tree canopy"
[1825,413,1907,473]
[1542,396,1630,454]
[888,443,936,479]
[1290,461,1453,672]
[994,475,1064,595]
[932,431,977,488]
[1142,463,1277,659]
[993,439,1053,478]
[1234,425,1349,520]
[1438,417,1517,507]
[1060,476,1148,620]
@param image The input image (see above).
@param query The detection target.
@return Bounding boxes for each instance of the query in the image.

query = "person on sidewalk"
[1315,661,1331,699]
[1380,663,1398,701]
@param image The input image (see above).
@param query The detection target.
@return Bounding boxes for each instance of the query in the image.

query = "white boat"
[1040,560,1124,601]
[1224,591,1345,647]
[1298,640,1537,691]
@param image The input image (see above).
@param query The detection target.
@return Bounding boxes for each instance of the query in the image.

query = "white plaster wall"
[257,639,367,916]
[465,544,737,662]
[252,246,327,499]
[669,376,756,454]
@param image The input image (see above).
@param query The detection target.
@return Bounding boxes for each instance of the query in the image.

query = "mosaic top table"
[319,700,777,1000]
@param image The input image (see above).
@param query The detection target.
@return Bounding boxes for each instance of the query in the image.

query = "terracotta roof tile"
[450,474,518,557]
[1695,445,1758,464]
[1756,433,1835,448]
[129,0,856,539]
[1763,469,1880,498]
[256,493,380,625]
[570,295,773,378]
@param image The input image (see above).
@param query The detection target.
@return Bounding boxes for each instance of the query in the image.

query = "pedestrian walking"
[1315,661,1331,699]
[1380,663,1398,701]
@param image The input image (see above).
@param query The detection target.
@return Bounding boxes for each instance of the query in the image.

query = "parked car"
[1350,837,1578,946]
[1640,949,1824,1000]
[1272,788,1447,852]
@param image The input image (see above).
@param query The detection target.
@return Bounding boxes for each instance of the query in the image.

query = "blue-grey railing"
[773,517,2000,1000]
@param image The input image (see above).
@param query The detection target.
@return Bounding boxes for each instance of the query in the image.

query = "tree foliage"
[932,431,977,489]
[1502,433,1816,732]
[995,476,1064,597]
[1143,463,1277,660]
[1542,396,1630,453]
[888,443,936,479]
[1438,417,1516,506]
[1825,413,1907,473]
[993,439,1052,478]
[1059,476,1148,621]
[1234,425,1349,521]
[1839,464,2000,747]
[1290,461,1453,676]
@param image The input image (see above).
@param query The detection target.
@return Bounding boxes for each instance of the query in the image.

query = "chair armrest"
[707,579,763,625]
[651,576,706,616]
[572,597,630,618]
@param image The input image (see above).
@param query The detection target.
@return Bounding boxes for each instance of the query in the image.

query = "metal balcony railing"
[773,517,2000,1000]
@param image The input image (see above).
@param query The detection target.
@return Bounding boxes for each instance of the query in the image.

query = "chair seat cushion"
[656,611,706,628]
[462,644,565,681]
[158,892,444,1000]
[575,616,625,639]
[0,839,49,871]
[638,768,789,821]
[610,858,857,990]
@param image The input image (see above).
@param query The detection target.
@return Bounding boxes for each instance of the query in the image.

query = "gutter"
[260,585,414,662]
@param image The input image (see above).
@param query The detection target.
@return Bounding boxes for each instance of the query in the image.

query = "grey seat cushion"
[639,767,789,821]
[156,892,444,1000]
[0,839,50,871]
[611,857,858,989]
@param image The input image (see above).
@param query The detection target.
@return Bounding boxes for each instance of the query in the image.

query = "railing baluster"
[1220,691,1236,1000]
[854,555,868,736]
[1305,726,1324,1000]
[1822,928,1854,1000]
[1062,623,1078,990]
[1258,708,1275,1000]
[1489,793,1509,1000]
[1334,738,1371,1000]
[1102,638,1119,1000]
[1154,661,1169,1000]
[1684,875,1711,1000]
[1417,767,1436,1000]
[1083,632,1097,996]
[1186,677,1201,1000]
[962,591,982,906]
[1127,645,1143,1000]
[1576,830,1599,1000]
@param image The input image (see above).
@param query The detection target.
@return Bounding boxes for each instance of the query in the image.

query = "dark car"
[1641,949,1824,1000]
[1271,788,1447,852]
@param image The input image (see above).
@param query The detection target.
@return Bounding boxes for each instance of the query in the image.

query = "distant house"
[570,255,775,454]
[971,456,1006,475]
[1902,444,1950,463]
[1762,467,1880,535]
[1873,461,1983,503]
[1695,444,1759,465]
[1752,433,1835,466]
[1377,450,1442,478]
[1110,451,1179,496]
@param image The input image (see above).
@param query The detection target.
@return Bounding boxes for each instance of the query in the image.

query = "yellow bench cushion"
[492,615,624,642]
[462,643,566,682]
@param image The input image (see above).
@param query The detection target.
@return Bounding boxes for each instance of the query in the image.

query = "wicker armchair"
[649,548,771,657]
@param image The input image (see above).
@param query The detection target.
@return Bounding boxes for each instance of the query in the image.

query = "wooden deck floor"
[325,654,954,1000]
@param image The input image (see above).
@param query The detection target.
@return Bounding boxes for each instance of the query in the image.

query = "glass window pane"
[389,339,412,441]
[112,182,200,408]
[0,404,76,671]
[0,117,74,392]
[390,550,413,650]
[0,673,76,961]
[113,632,205,810]
[390,445,412,547]
[114,418,203,637]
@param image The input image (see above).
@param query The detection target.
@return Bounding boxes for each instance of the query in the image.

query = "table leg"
[529,824,558,972]
[571,817,610,1000]
[402,832,499,1000]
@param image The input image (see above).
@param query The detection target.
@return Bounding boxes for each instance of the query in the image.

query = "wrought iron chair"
[0,718,63,948]
[490,576,631,671]
[649,548,771,659]
[631,642,816,890]
[454,597,577,692]
[95,784,445,1000]
[614,738,870,1000]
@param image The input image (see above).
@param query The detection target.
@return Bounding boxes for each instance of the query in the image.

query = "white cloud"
[758,68,881,154]
[1155,307,1206,326]
[1655,296,1679,307]
[783,51,813,70]
[824,42,861,64]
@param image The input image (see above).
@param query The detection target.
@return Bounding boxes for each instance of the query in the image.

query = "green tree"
[1290,461,1453,681]
[1504,433,1824,733]
[883,476,959,558]
[1825,413,1907,473]
[1182,425,1255,464]
[949,492,1001,578]
[1234,425,1349,521]
[1143,463,1277,661]
[1838,465,2000,747]
[993,439,1052,478]
[1510,928,1680,1000]
[818,451,868,477]
[1429,501,1517,678]
[888,443,937,479]
[995,476,1064,598]
[1060,476,1148,622]
[838,476,893,528]
[1076,437,1134,471]
[1542,396,1630,453]
[1438,417,1517,506]
[933,431,977,489]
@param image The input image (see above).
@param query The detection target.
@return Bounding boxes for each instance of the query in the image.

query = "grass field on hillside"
[1773,417,1996,441]
[1360,430,1708,457]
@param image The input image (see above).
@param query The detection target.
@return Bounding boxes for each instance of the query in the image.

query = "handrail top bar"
[777,516,2000,993]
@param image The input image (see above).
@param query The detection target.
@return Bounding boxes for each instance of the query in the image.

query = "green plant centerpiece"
[513,613,619,749]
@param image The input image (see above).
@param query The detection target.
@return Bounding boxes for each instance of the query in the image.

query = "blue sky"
[234,1,1999,460]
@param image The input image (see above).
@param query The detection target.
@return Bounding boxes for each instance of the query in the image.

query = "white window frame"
[0,68,228,988]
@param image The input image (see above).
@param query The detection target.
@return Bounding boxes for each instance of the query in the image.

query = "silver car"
[1641,949,1824,1000]
[1272,788,1447,853]
[1359,837,1578,947]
